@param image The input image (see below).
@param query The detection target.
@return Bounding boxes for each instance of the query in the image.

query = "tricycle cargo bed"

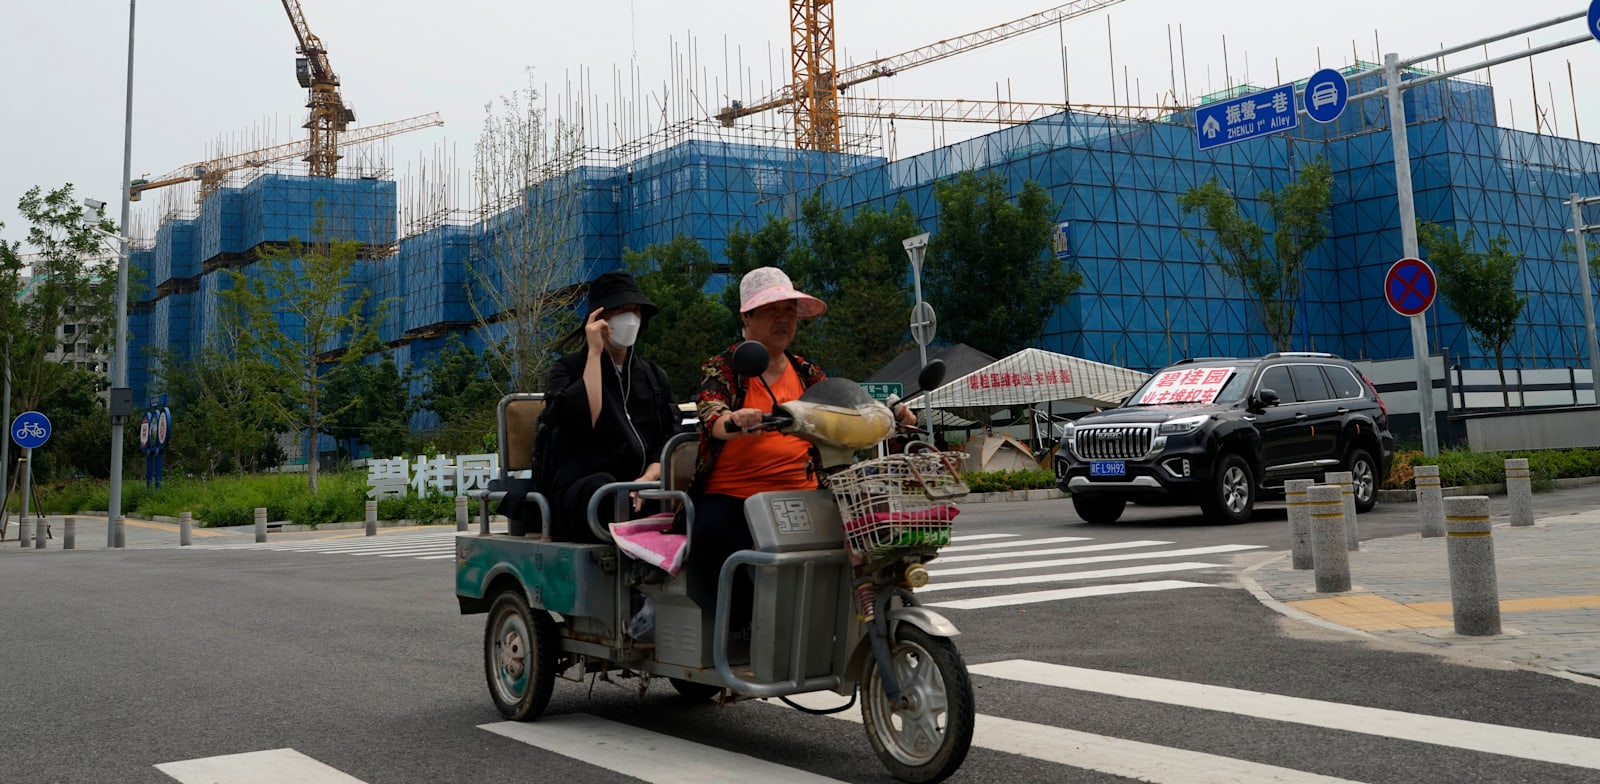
[455,534,616,619]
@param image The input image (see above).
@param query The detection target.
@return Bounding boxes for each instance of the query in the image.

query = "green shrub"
[962,469,1056,494]
[1382,446,1600,491]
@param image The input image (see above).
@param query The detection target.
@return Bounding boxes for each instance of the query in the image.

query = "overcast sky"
[3,0,1597,250]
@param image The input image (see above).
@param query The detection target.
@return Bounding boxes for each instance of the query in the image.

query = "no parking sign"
[1384,258,1437,317]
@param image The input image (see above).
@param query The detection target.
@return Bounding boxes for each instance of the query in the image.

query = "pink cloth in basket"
[843,504,960,533]
[609,514,689,575]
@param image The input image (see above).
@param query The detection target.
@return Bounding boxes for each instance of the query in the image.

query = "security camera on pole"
[903,232,935,433]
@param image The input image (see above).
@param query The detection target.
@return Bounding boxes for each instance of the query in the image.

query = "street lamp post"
[106,1,138,547]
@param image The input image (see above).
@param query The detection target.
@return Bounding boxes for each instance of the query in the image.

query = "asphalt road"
[4,489,1600,783]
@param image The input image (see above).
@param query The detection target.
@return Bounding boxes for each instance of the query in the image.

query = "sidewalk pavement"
[1244,500,1600,684]
[0,514,458,550]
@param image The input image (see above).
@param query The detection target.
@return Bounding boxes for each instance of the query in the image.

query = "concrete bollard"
[455,495,469,533]
[1415,464,1445,538]
[114,516,125,548]
[365,500,378,537]
[63,517,75,550]
[179,512,193,547]
[1285,478,1315,570]
[19,517,31,548]
[1505,458,1534,527]
[1324,471,1359,551]
[1444,496,1502,636]
[1308,485,1351,593]
[254,507,267,543]
[34,517,45,549]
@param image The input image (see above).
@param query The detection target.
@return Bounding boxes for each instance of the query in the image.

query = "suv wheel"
[1071,495,1126,524]
[1202,453,1255,524]
[1346,447,1378,513]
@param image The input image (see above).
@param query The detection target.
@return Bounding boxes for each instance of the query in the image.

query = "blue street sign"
[1385,258,1437,317]
[1304,68,1349,124]
[1195,83,1299,151]
[1589,0,1600,44]
[12,411,51,449]
[147,393,169,408]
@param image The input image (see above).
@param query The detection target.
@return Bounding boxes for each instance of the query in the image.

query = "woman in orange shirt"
[688,266,913,626]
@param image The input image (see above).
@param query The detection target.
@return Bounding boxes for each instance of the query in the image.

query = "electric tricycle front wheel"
[860,625,975,783]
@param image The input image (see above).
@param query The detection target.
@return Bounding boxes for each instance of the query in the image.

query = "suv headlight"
[1159,414,1210,435]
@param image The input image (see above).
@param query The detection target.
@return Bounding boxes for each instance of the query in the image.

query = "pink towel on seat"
[609,514,689,575]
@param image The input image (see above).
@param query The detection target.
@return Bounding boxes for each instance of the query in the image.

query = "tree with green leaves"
[723,214,797,313]
[155,345,283,476]
[1178,157,1333,353]
[321,343,409,461]
[1419,222,1527,410]
[0,185,119,414]
[222,213,381,493]
[408,333,509,455]
[623,235,736,395]
[787,194,923,379]
[925,171,1081,358]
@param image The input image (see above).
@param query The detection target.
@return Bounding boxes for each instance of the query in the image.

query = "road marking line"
[156,748,368,783]
[918,562,1226,592]
[929,544,1264,576]
[926,579,1213,609]
[941,535,1092,552]
[949,533,1020,542]
[775,693,1363,784]
[417,554,456,560]
[936,539,1171,563]
[480,716,845,782]
[970,660,1600,771]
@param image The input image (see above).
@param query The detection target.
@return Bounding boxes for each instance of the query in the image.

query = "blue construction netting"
[151,218,199,290]
[199,189,247,261]
[126,68,1600,409]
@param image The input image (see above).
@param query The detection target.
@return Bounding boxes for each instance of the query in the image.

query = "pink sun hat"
[738,266,828,319]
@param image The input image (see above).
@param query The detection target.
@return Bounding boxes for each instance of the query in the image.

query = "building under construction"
[124,4,1600,454]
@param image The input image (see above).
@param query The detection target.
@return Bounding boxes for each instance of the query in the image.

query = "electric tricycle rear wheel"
[484,590,558,721]
[861,625,975,783]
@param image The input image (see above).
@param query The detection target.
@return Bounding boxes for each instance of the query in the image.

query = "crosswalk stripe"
[417,554,456,560]
[929,543,1264,576]
[949,533,1019,542]
[480,716,845,782]
[970,660,1600,771]
[925,579,1213,610]
[156,749,368,783]
[940,535,1091,553]
[776,692,1363,784]
[936,539,1170,563]
[916,561,1225,592]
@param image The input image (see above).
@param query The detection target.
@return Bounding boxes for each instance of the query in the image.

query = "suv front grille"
[1073,425,1156,461]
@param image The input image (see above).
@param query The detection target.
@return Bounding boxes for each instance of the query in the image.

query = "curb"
[1377,475,1600,504]
[962,488,1068,504]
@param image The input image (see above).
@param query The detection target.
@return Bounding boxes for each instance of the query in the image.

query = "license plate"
[1090,461,1126,477]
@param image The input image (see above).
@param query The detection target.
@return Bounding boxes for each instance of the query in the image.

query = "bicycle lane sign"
[12,411,51,449]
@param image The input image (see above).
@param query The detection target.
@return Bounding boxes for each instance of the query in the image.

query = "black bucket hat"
[585,271,658,318]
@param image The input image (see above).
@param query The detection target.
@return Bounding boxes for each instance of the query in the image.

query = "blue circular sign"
[11,411,51,449]
[157,407,171,449]
[1304,68,1349,124]
[1385,258,1437,317]
[1590,0,1600,44]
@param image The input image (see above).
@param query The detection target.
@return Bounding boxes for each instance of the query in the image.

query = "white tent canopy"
[912,348,1151,410]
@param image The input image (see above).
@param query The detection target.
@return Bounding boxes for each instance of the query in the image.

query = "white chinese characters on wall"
[365,453,500,499]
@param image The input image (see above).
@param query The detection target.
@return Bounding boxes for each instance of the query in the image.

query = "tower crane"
[280,0,355,177]
[719,0,1128,151]
[129,112,444,202]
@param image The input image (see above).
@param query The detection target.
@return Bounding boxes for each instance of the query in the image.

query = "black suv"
[1053,353,1393,524]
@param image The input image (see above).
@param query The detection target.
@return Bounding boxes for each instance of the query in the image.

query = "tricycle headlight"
[1158,414,1209,435]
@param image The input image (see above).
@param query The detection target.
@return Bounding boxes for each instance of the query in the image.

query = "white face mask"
[606,312,642,348]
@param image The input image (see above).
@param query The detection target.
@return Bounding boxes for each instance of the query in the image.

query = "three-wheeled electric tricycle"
[457,343,975,782]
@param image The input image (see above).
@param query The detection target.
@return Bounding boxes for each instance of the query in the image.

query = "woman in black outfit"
[537,271,680,543]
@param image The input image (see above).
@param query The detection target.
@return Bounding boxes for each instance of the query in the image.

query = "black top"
[542,348,679,491]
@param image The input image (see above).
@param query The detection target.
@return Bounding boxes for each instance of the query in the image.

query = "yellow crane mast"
[280,0,355,177]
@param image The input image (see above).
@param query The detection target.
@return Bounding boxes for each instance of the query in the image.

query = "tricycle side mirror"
[916,358,947,393]
[730,340,770,377]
